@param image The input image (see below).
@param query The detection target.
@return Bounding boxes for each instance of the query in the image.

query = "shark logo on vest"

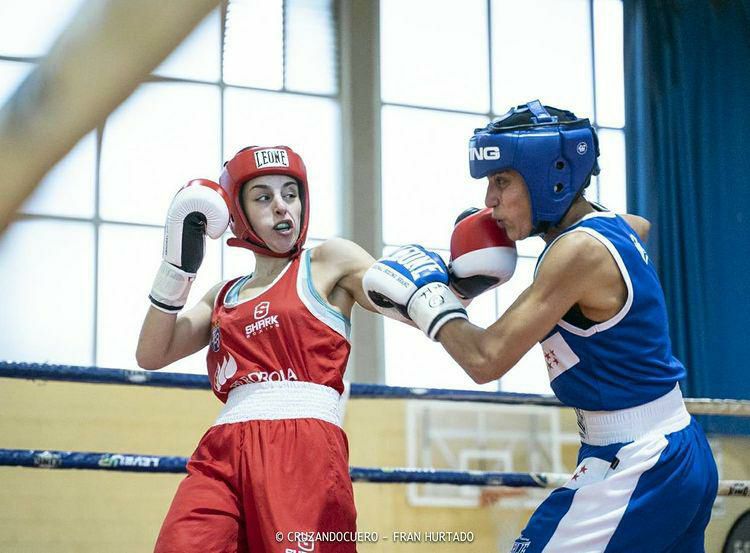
[246,301,280,338]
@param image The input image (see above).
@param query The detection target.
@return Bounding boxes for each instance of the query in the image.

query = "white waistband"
[213,381,343,428]
[575,384,690,446]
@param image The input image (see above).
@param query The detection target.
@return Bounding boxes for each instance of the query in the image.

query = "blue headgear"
[468,100,600,233]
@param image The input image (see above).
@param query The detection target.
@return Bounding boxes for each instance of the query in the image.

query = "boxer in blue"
[363,101,718,552]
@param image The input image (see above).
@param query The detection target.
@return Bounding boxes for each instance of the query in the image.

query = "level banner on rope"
[3,361,750,416]
[0,448,188,473]
[1,448,748,497]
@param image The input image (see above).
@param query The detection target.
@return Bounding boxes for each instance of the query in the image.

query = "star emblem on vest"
[571,464,588,481]
[544,350,560,370]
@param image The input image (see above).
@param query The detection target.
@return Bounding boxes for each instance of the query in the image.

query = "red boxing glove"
[449,207,517,299]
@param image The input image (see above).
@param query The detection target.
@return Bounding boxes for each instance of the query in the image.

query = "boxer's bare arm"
[437,231,617,384]
[136,281,223,370]
[620,213,651,241]
[311,238,378,317]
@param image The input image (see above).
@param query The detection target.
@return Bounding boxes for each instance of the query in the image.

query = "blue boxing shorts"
[511,386,718,553]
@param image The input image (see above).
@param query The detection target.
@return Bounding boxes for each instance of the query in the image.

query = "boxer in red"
[137,146,377,553]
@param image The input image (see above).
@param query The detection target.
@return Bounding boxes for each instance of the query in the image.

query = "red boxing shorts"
[154,382,357,553]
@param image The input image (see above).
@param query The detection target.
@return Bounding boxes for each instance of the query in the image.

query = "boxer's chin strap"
[226,237,301,259]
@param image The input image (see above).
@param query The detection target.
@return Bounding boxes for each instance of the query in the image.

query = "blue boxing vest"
[536,211,685,411]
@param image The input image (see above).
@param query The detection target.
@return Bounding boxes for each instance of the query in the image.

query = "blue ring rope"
[0,447,566,487]
[2,448,748,497]
[0,361,563,406]
[3,361,750,415]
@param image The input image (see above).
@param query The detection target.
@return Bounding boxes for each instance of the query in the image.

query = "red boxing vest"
[207,249,351,403]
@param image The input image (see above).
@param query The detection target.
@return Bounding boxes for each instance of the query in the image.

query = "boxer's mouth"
[273,220,294,234]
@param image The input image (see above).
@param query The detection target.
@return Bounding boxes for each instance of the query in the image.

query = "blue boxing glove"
[363,245,468,340]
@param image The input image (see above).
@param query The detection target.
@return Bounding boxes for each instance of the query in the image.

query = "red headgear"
[219,145,310,258]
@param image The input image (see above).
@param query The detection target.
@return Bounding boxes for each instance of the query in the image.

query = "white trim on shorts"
[542,433,669,552]
[213,380,343,428]
[576,384,690,446]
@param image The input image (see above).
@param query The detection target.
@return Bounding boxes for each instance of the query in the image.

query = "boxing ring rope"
[1,448,748,498]
[2,360,750,498]
[3,361,750,415]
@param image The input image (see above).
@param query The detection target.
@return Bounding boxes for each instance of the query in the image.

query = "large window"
[380,0,626,393]
[0,0,339,374]
[0,0,626,389]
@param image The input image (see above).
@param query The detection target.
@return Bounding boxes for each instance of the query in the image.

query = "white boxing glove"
[363,245,468,340]
[149,179,230,313]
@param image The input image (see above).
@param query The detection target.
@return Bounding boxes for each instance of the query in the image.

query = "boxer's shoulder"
[538,230,608,280]
[310,238,373,281]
